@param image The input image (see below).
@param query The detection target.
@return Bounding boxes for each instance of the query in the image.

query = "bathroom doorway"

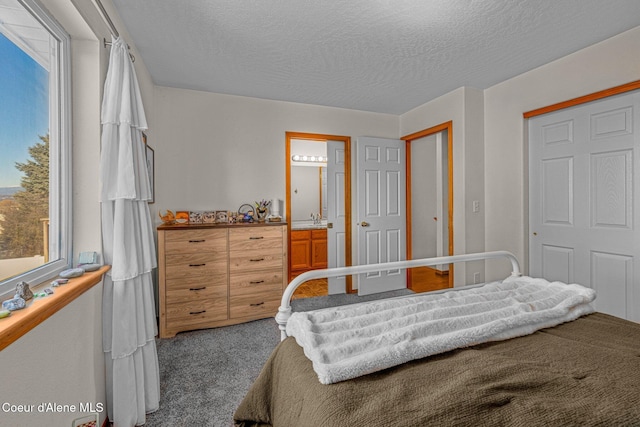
[285,132,352,298]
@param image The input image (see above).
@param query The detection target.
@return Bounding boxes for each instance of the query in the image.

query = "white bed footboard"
[276,251,521,340]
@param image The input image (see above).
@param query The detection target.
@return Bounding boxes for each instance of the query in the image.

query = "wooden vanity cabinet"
[158,223,287,338]
[290,230,312,271]
[289,228,327,278]
[310,229,328,269]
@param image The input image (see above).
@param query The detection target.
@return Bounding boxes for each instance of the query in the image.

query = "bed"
[234,251,640,427]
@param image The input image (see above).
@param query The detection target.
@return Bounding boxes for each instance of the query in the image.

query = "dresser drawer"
[229,286,281,320]
[165,275,227,303]
[229,248,283,273]
[166,297,228,326]
[164,229,227,255]
[229,227,283,252]
[230,269,283,291]
[165,253,226,281]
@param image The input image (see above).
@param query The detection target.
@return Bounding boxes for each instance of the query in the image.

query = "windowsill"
[0,265,110,351]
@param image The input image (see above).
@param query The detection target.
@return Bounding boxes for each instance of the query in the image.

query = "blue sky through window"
[0,32,49,188]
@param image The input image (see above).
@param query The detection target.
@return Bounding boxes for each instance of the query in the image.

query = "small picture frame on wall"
[143,132,155,204]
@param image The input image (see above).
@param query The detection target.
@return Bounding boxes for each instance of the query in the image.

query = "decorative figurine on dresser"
[156,219,288,338]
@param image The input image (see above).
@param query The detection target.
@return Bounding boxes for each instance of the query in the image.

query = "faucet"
[310,213,322,225]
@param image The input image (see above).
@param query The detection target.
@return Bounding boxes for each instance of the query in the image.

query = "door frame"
[523,80,640,119]
[523,79,640,272]
[401,121,454,288]
[285,132,353,292]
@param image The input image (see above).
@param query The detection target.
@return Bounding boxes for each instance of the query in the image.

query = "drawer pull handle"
[249,258,264,262]
[189,263,206,267]
[189,286,206,291]
[249,236,264,240]
[249,280,264,284]
[189,310,206,315]
[188,239,206,243]
[250,302,265,307]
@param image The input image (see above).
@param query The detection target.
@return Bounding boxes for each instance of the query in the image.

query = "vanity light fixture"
[292,155,327,163]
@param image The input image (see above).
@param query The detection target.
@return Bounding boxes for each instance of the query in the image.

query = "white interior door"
[326,140,346,294]
[356,137,406,295]
[529,91,640,322]
[411,131,449,272]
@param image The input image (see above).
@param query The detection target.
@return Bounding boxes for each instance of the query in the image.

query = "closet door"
[529,91,640,321]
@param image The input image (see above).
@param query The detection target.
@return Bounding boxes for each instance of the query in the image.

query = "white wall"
[0,0,156,426]
[484,25,640,281]
[400,87,485,285]
[151,86,399,221]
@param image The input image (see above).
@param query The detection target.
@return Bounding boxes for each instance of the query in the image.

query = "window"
[0,0,71,299]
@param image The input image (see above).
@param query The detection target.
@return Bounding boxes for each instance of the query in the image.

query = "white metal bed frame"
[276,250,522,340]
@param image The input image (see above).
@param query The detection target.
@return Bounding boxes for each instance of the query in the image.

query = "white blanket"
[286,276,596,384]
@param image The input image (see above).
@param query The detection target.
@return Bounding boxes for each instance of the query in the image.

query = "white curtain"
[100,36,160,426]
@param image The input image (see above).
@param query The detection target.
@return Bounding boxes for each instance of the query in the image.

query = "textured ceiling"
[110,0,640,114]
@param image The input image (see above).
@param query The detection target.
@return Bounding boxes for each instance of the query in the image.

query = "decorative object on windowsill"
[80,263,102,272]
[33,287,54,298]
[77,251,102,272]
[2,296,25,311]
[238,203,255,223]
[159,210,175,225]
[15,281,34,301]
[255,199,271,222]
[78,251,99,265]
[51,278,69,287]
[60,267,85,279]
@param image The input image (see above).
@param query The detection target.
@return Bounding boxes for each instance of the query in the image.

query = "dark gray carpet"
[144,289,413,427]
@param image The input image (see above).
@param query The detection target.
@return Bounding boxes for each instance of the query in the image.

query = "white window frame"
[0,0,72,299]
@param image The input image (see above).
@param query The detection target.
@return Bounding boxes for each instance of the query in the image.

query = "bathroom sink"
[291,220,327,230]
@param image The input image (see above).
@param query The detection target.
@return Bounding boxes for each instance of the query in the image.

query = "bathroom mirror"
[290,165,327,221]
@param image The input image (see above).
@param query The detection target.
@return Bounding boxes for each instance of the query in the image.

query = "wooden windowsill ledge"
[0,265,111,351]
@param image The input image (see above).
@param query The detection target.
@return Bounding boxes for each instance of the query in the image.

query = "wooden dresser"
[157,223,287,338]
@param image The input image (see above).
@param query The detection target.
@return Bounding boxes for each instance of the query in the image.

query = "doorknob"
[360,221,370,227]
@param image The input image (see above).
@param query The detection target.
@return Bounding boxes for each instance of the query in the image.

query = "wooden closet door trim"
[523,80,640,118]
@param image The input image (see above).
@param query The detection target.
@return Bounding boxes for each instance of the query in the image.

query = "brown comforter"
[234,313,640,426]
